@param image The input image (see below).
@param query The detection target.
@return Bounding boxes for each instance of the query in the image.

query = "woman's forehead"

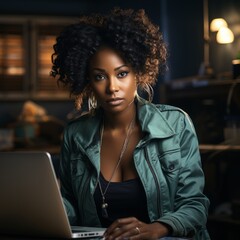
[89,47,128,70]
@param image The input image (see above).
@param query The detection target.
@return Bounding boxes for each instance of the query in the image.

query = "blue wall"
[160,0,203,81]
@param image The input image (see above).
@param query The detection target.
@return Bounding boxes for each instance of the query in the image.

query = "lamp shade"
[210,18,228,32]
[216,27,234,44]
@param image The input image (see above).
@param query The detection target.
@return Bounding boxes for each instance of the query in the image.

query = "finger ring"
[135,227,140,234]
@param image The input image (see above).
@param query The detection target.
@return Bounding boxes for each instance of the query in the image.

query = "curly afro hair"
[51,8,167,109]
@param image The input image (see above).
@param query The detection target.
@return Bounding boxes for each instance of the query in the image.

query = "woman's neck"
[102,102,137,131]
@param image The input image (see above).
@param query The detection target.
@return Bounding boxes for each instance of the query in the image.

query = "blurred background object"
[7,100,64,149]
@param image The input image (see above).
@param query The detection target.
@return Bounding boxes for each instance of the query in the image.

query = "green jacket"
[59,100,210,239]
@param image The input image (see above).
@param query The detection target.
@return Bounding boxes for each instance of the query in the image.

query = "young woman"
[51,8,210,240]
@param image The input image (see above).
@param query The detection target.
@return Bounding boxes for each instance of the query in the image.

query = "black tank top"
[93,173,150,227]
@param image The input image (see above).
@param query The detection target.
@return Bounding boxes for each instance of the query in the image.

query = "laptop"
[0,151,105,239]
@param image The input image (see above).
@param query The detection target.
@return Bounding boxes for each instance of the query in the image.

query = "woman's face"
[88,47,137,113]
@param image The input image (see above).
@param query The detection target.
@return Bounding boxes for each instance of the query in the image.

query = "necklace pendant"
[101,203,108,218]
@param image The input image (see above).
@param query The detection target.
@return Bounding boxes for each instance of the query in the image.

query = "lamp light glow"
[210,18,228,32]
[216,26,234,44]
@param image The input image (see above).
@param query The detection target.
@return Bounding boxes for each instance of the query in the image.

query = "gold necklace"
[98,113,136,218]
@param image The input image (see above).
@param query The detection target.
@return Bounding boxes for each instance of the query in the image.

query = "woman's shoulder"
[149,103,195,133]
[155,103,187,115]
[146,102,190,120]
[156,103,196,133]
[157,104,192,121]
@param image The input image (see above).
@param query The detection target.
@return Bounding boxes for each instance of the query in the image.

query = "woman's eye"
[95,74,106,81]
[117,71,128,78]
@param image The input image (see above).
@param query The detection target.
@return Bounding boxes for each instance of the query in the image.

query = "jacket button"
[169,164,174,170]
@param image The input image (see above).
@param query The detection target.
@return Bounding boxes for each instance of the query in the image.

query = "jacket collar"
[137,99,175,140]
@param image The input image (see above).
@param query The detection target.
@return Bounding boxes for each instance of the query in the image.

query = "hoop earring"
[137,83,154,102]
[75,94,83,111]
[143,82,154,102]
[88,93,98,111]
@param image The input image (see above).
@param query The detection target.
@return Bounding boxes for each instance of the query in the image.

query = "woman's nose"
[107,77,119,93]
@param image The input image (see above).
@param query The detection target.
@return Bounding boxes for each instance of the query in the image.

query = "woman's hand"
[103,217,170,240]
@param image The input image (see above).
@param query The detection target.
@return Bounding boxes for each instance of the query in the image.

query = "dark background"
[1,2,240,239]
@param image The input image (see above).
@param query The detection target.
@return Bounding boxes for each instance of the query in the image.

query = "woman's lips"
[106,98,124,106]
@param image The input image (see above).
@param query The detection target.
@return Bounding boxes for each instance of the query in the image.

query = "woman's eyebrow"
[114,64,128,71]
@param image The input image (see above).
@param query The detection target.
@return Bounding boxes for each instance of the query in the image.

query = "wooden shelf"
[200,144,240,152]
[0,16,76,100]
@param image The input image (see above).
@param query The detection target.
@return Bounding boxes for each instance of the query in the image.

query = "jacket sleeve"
[157,111,210,239]
[59,128,79,225]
